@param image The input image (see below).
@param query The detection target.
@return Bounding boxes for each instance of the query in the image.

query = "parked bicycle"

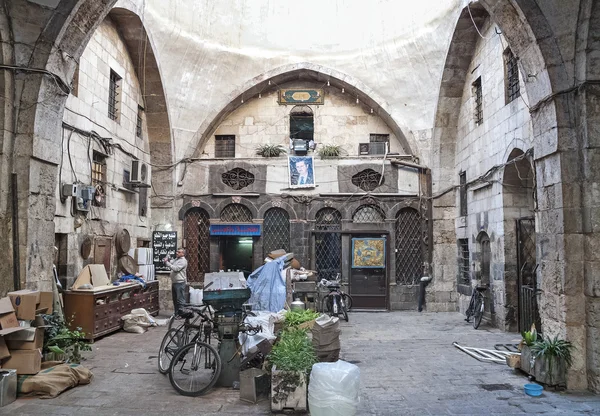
[158,303,214,375]
[318,273,353,322]
[465,285,488,329]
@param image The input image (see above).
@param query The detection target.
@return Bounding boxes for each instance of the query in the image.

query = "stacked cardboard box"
[129,248,155,281]
[0,291,50,375]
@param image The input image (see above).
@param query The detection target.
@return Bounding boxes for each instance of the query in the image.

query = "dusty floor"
[3,311,600,415]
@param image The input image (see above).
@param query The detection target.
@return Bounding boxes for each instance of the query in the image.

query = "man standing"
[164,248,187,316]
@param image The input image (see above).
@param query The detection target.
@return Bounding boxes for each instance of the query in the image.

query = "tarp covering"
[246,256,287,312]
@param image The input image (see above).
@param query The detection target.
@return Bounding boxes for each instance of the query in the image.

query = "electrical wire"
[0,64,71,95]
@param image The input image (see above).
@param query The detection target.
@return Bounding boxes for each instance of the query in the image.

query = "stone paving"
[2,311,600,415]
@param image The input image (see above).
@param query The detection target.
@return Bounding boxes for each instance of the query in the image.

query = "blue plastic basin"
[524,383,543,397]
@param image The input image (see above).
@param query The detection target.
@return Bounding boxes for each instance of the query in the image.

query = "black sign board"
[153,231,177,273]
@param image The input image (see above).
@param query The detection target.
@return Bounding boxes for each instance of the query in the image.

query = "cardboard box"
[0,337,10,360]
[5,327,44,350]
[7,291,37,321]
[72,264,110,290]
[1,349,41,375]
[37,292,53,314]
[0,298,20,333]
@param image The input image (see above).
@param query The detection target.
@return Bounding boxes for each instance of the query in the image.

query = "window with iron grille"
[504,48,520,104]
[222,168,255,190]
[315,208,342,281]
[220,203,252,222]
[184,208,210,283]
[352,169,383,191]
[263,208,290,258]
[458,238,470,285]
[472,77,482,126]
[459,171,467,217]
[108,69,122,122]
[395,208,423,285]
[136,105,144,138]
[352,204,385,223]
[369,134,389,155]
[92,151,107,207]
[215,135,235,158]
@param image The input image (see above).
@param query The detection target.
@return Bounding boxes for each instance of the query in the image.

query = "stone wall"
[56,16,152,287]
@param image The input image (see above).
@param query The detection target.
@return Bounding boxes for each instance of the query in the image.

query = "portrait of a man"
[289,156,315,188]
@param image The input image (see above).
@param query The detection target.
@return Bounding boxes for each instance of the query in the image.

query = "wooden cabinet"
[63,281,159,340]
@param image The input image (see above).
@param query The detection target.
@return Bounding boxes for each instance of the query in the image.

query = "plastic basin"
[524,383,543,397]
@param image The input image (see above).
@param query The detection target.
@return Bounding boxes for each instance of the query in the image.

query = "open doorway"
[219,237,253,278]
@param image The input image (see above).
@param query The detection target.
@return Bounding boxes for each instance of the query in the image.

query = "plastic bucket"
[524,383,543,397]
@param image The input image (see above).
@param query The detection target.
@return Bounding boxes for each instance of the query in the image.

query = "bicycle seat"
[326,283,340,289]
[177,308,195,319]
[475,285,488,292]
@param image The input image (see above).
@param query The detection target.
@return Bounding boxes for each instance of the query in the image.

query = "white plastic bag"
[189,287,203,305]
[308,360,360,416]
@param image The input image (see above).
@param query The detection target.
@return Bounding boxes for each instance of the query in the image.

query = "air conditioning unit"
[358,143,370,155]
[293,139,308,155]
[130,160,148,185]
[369,142,387,155]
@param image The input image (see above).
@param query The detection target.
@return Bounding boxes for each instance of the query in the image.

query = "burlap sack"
[17,362,93,398]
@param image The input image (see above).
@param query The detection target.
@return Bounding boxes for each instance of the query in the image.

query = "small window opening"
[108,69,122,122]
[472,77,483,126]
[458,239,470,286]
[504,48,520,104]
[459,171,467,217]
[215,135,236,158]
[136,105,144,138]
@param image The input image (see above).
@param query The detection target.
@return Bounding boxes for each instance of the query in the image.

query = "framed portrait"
[288,156,315,188]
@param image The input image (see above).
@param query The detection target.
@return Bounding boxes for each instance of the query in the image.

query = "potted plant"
[42,313,92,363]
[316,144,342,159]
[519,324,538,374]
[268,327,317,412]
[256,144,286,157]
[530,335,573,387]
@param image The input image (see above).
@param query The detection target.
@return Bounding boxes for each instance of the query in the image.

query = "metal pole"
[11,173,21,291]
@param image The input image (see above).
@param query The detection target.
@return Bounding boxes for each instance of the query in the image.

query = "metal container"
[240,368,270,403]
[0,370,17,407]
[291,298,306,311]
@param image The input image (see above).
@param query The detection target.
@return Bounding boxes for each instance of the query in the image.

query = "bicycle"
[465,285,488,329]
[318,274,353,322]
[158,303,213,375]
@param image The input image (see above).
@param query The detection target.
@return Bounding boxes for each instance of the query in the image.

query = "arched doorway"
[476,231,493,321]
[183,208,210,283]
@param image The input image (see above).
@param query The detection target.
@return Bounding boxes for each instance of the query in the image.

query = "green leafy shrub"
[256,144,287,157]
[268,327,317,373]
[317,144,342,159]
[521,323,539,346]
[531,335,574,367]
[283,309,320,328]
[42,313,92,364]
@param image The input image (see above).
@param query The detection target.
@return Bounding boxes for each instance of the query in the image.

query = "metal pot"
[290,298,306,311]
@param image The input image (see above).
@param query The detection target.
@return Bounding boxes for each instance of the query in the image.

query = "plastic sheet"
[308,360,360,416]
[238,311,283,356]
[246,256,287,312]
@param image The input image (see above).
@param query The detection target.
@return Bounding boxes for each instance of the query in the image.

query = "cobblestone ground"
[3,311,600,415]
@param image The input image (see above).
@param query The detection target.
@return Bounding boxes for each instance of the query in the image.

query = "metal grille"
[314,208,342,281]
[352,169,383,192]
[220,203,253,222]
[215,135,235,158]
[222,168,255,190]
[108,70,121,121]
[262,208,290,257]
[395,208,423,285]
[505,49,520,103]
[184,209,210,283]
[473,77,483,126]
[517,217,540,332]
[353,204,385,223]
[458,238,470,285]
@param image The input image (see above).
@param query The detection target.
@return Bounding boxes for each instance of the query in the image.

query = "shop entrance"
[219,237,254,277]
[348,234,388,309]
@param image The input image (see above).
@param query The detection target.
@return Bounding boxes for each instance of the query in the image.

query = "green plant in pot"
[530,335,573,387]
[317,144,342,159]
[268,327,317,410]
[519,324,538,373]
[42,313,92,364]
[256,144,286,157]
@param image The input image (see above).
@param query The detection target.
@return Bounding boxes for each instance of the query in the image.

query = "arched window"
[314,208,342,281]
[395,208,423,285]
[263,208,290,257]
[290,105,314,154]
[220,204,253,222]
[352,204,385,223]
[183,208,210,283]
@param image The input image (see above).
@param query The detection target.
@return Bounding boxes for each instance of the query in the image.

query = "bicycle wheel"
[169,341,222,396]
[342,293,353,311]
[465,293,476,322]
[472,296,484,329]
[325,297,333,315]
[158,329,184,374]
[341,303,349,322]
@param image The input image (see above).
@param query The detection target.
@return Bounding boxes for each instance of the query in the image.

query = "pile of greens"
[283,309,320,328]
[268,327,317,373]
